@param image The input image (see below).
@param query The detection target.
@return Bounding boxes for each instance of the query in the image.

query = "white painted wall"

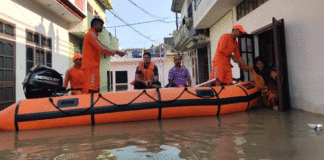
[0,0,71,101]
[193,0,217,28]
[181,51,195,85]
[233,0,324,113]
[180,0,189,22]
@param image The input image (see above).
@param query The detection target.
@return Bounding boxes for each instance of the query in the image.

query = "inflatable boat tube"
[0,81,260,131]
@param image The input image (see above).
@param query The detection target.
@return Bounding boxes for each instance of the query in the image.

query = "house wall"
[180,0,190,23]
[0,0,71,101]
[88,0,106,19]
[193,0,218,28]
[181,51,195,85]
[68,34,83,67]
[234,0,324,113]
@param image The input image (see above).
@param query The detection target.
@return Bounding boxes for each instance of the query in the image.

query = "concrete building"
[0,0,87,110]
[168,0,324,113]
[69,0,118,93]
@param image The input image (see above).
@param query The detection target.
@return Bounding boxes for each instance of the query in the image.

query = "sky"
[105,0,177,49]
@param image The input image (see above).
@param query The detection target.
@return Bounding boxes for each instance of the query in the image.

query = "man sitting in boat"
[131,52,161,89]
[167,54,191,87]
[64,54,85,95]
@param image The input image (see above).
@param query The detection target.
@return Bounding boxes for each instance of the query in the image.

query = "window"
[46,52,52,67]
[0,22,3,33]
[34,34,39,45]
[41,36,46,47]
[0,19,15,40]
[237,0,268,20]
[35,50,45,65]
[26,47,34,73]
[5,24,14,36]
[0,38,16,110]
[27,32,33,42]
[47,39,52,49]
[107,71,113,92]
[26,46,51,73]
[115,71,128,91]
[26,29,52,73]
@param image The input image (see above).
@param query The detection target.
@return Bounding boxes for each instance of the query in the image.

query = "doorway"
[258,30,275,65]
[248,17,291,111]
[197,47,209,84]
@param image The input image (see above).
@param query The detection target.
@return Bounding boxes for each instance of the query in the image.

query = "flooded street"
[1,108,324,160]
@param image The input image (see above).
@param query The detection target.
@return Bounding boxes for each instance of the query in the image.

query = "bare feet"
[273,105,279,111]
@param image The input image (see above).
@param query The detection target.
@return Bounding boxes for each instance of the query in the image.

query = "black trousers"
[134,81,161,89]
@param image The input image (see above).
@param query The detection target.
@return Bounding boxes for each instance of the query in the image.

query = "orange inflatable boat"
[0,81,260,131]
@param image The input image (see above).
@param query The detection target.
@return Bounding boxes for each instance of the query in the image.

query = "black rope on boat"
[211,87,222,116]
[14,100,22,131]
[99,90,146,107]
[49,95,100,116]
[49,86,225,116]
[217,86,225,95]
[143,87,188,103]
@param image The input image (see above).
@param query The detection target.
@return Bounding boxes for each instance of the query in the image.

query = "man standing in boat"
[132,52,161,89]
[207,25,249,86]
[168,54,191,87]
[64,54,85,95]
[81,17,126,94]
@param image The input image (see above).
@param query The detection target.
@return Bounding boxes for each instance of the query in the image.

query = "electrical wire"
[128,0,169,22]
[106,20,175,28]
[107,9,160,44]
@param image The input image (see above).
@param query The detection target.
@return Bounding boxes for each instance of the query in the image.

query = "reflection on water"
[1,108,324,160]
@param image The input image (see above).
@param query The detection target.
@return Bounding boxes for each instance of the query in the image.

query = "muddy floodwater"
[1,108,324,160]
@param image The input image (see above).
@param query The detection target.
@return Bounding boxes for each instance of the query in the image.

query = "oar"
[194,79,216,87]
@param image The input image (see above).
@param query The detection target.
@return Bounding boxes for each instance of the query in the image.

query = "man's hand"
[231,54,239,63]
[144,80,152,87]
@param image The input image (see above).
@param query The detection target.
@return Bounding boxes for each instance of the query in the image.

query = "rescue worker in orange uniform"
[207,25,249,86]
[131,52,161,89]
[64,54,85,95]
[81,18,126,94]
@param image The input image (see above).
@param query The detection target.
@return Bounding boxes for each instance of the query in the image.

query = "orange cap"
[73,53,82,62]
[232,25,247,34]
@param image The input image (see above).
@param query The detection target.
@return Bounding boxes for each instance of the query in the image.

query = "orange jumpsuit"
[81,28,115,93]
[64,65,85,95]
[210,33,243,84]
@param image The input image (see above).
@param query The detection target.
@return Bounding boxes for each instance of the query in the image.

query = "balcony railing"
[173,24,190,51]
